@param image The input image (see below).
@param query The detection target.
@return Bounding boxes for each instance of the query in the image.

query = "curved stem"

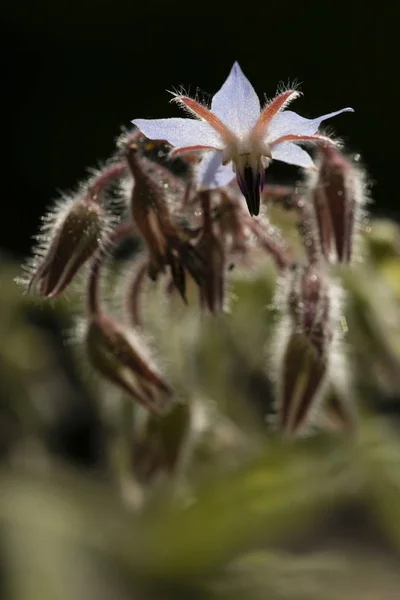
[86,222,134,317]
[85,162,129,205]
[246,218,290,271]
[128,257,149,327]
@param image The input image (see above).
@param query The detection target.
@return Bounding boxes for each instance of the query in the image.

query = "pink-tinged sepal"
[253,89,301,137]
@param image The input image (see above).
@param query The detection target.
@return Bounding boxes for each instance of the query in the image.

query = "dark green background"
[1,0,397,256]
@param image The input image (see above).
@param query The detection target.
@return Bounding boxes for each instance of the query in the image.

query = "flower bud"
[132,403,191,483]
[126,143,201,303]
[278,331,327,434]
[86,315,172,412]
[288,264,331,355]
[277,265,334,434]
[126,143,175,275]
[28,199,106,298]
[311,146,365,264]
[322,388,356,433]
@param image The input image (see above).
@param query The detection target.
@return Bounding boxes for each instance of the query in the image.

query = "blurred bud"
[28,199,105,298]
[322,388,356,433]
[132,403,191,483]
[311,146,365,264]
[86,315,172,413]
[215,192,249,255]
[277,265,334,433]
[278,331,327,434]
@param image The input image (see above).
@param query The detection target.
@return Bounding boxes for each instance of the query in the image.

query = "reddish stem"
[87,222,134,317]
[247,218,290,271]
[85,162,129,204]
[292,194,321,264]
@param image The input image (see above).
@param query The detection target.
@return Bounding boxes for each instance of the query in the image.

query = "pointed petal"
[211,62,261,136]
[197,151,236,190]
[132,118,223,149]
[267,107,354,142]
[272,142,316,169]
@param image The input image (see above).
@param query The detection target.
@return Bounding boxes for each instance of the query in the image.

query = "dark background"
[1,0,398,258]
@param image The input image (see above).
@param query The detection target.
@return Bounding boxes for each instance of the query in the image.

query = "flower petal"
[197,151,236,190]
[267,108,354,142]
[211,62,261,136]
[271,142,315,169]
[132,118,223,149]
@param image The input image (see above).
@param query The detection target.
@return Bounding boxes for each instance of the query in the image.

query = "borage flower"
[132,62,353,216]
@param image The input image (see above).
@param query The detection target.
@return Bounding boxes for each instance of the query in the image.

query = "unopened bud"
[86,315,172,412]
[126,143,198,303]
[132,403,191,482]
[312,146,365,264]
[126,143,175,275]
[278,331,327,434]
[29,199,105,298]
[277,265,334,433]
[288,264,331,355]
[322,388,356,433]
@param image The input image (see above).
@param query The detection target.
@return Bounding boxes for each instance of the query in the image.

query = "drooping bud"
[126,142,176,276]
[28,199,106,298]
[311,146,365,264]
[126,142,201,303]
[85,314,172,413]
[276,265,334,434]
[194,191,226,313]
[25,162,127,298]
[322,388,356,433]
[132,402,191,483]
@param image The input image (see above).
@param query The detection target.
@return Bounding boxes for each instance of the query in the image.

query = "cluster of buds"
[21,62,366,436]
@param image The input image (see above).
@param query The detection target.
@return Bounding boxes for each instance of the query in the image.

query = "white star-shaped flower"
[132,62,353,216]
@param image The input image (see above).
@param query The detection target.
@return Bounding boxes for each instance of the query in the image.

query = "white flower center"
[221,135,272,175]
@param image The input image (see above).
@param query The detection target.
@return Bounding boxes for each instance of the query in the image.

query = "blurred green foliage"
[2,217,400,599]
